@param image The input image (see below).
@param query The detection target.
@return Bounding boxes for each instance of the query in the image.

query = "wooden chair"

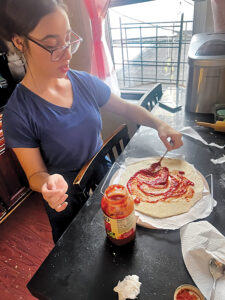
[73,124,130,202]
[138,83,162,111]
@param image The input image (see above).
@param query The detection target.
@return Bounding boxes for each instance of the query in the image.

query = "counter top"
[27,88,225,300]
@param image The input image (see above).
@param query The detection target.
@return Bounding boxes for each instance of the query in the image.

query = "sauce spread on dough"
[127,161,195,204]
[176,288,200,300]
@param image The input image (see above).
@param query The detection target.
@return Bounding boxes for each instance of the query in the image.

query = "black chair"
[138,83,162,111]
[73,124,130,202]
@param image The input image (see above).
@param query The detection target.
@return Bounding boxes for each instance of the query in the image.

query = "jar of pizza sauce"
[101,184,136,246]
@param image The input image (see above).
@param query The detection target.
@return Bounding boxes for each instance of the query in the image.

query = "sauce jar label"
[103,211,136,240]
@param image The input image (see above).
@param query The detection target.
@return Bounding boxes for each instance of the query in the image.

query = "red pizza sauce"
[127,161,195,204]
[176,288,200,300]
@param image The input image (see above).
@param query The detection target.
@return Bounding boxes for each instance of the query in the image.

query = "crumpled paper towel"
[180,221,225,300]
[113,275,141,300]
[110,157,217,230]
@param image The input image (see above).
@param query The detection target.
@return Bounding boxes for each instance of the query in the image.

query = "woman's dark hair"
[0,0,67,41]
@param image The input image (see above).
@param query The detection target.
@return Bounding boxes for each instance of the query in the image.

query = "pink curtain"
[84,0,111,80]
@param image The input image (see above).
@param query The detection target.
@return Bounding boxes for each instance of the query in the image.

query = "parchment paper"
[109,157,217,230]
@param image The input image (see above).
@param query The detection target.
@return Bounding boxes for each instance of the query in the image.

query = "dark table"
[27,88,225,300]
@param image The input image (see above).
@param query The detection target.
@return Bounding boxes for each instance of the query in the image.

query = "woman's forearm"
[103,93,183,150]
[28,171,50,193]
[124,102,169,131]
[103,93,171,131]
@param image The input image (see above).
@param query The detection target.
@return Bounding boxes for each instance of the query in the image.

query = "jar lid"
[174,284,204,300]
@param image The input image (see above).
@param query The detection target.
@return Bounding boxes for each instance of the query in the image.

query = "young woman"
[0,0,183,243]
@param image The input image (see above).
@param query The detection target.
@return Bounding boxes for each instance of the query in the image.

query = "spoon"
[158,148,169,164]
[208,258,225,300]
[159,139,174,164]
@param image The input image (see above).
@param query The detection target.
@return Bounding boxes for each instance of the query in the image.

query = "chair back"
[73,124,130,202]
[138,83,162,111]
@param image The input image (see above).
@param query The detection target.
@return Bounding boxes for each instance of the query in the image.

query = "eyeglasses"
[26,31,83,62]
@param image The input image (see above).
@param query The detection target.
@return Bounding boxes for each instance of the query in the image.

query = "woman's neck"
[21,68,67,94]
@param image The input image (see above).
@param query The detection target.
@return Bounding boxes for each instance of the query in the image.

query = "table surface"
[27,88,225,300]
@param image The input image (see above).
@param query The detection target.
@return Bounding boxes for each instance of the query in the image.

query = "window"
[108,0,194,89]
[110,0,153,8]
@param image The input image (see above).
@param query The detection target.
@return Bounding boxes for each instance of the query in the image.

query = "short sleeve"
[70,70,111,107]
[3,108,39,149]
[88,74,111,107]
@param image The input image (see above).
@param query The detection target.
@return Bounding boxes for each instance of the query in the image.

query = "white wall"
[193,0,214,34]
[65,0,92,72]
[101,108,137,140]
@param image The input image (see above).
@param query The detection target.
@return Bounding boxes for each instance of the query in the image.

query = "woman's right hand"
[41,174,68,212]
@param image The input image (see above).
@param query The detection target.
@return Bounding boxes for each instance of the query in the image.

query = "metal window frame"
[108,15,193,88]
[110,0,153,8]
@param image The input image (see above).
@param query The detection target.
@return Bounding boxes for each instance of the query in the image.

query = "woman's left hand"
[157,123,183,151]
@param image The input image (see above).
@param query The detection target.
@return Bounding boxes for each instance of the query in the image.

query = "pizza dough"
[118,157,204,218]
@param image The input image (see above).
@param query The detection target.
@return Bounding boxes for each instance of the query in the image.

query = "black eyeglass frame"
[25,31,83,61]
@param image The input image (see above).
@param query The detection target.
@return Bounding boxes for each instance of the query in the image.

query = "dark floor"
[0,193,54,300]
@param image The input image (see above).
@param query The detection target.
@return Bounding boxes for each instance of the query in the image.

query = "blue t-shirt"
[3,70,111,174]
